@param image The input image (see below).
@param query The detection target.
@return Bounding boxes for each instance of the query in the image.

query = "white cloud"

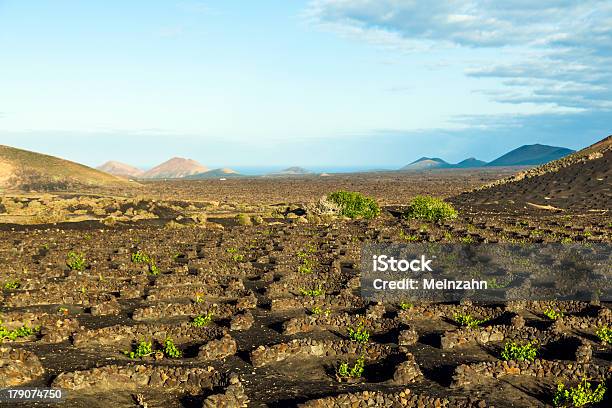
[305,0,612,111]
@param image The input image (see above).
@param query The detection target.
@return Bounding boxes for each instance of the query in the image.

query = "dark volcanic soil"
[0,170,610,408]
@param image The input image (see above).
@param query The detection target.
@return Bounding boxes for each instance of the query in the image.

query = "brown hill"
[97,161,144,178]
[185,168,241,179]
[400,157,450,171]
[0,145,135,191]
[451,136,611,213]
[141,157,208,179]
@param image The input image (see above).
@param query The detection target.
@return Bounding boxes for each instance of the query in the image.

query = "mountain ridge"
[485,144,574,167]
[0,145,134,191]
[451,136,611,212]
[141,157,208,179]
[399,143,573,170]
[97,161,144,178]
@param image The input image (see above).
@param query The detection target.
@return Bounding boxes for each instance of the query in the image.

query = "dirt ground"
[0,170,610,408]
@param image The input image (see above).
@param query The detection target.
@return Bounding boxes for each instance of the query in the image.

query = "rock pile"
[72,323,226,348]
[52,364,221,394]
[452,359,609,388]
[0,347,45,387]
[298,388,488,407]
[250,338,392,367]
[198,334,237,360]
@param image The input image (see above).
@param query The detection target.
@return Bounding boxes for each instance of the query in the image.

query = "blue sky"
[0,0,610,171]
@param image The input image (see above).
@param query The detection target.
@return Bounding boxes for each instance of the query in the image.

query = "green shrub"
[403,196,457,222]
[0,323,39,342]
[124,340,153,359]
[131,251,152,264]
[327,191,380,219]
[487,277,512,289]
[311,306,331,316]
[298,263,312,274]
[3,281,20,290]
[300,285,325,297]
[162,338,182,358]
[236,213,252,226]
[453,313,488,329]
[347,324,370,343]
[553,378,606,407]
[399,230,420,242]
[399,302,414,310]
[501,340,538,362]
[66,251,86,271]
[336,355,365,381]
[131,251,159,275]
[459,236,474,244]
[148,263,160,275]
[595,325,612,343]
[191,312,213,327]
[544,308,564,320]
[297,252,314,274]
[226,247,244,262]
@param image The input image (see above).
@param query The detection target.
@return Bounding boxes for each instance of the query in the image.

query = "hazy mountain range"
[97,158,231,180]
[95,143,574,180]
[400,144,574,171]
[0,142,578,192]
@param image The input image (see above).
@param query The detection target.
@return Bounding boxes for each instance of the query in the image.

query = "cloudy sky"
[0,0,610,171]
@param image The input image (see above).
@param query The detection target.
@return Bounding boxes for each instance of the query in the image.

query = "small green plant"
[501,340,538,362]
[327,191,380,219]
[191,312,213,327]
[131,251,159,275]
[124,340,153,359]
[487,277,512,288]
[236,213,252,226]
[544,308,564,320]
[66,251,86,271]
[148,262,160,275]
[297,248,316,273]
[0,323,40,342]
[162,338,182,358]
[298,263,312,274]
[399,230,420,242]
[347,324,370,343]
[57,307,69,315]
[3,281,20,290]
[553,378,606,407]
[300,286,325,297]
[298,260,313,274]
[336,355,365,381]
[226,247,244,262]
[399,302,414,310]
[193,292,205,303]
[453,313,488,329]
[459,236,474,244]
[595,326,612,344]
[561,237,574,244]
[311,306,331,316]
[131,251,152,264]
[403,195,457,223]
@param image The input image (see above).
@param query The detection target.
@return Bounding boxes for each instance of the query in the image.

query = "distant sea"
[227,166,393,175]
